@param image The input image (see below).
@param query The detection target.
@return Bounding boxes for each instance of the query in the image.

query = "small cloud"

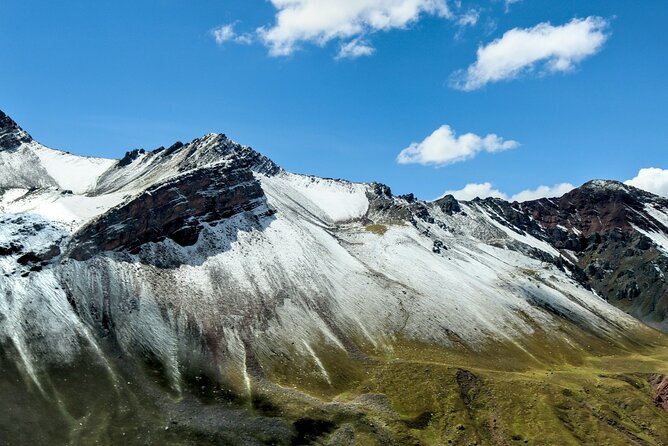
[212,24,237,45]
[457,9,480,27]
[234,33,255,45]
[440,182,575,202]
[451,16,610,91]
[625,167,668,197]
[211,23,255,46]
[509,183,575,202]
[504,0,522,12]
[337,39,376,59]
[397,125,519,166]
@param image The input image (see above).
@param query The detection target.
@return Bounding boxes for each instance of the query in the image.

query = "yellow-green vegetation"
[254,328,668,445]
[365,224,389,235]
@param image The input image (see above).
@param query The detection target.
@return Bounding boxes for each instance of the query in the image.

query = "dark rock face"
[365,183,412,223]
[68,158,271,261]
[0,110,32,150]
[518,180,668,236]
[434,194,461,215]
[118,149,146,167]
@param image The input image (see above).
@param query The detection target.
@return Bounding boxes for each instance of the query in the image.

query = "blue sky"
[1,0,667,199]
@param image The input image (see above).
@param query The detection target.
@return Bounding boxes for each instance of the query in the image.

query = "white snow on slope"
[0,145,57,189]
[50,180,642,390]
[0,188,127,229]
[479,206,562,257]
[0,214,110,389]
[261,173,369,223]
[633,224,668,255]
[33,146,116,193]
[627,203,668,255]
[645,204,668,230]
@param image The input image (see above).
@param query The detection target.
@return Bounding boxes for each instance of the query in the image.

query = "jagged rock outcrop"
[0,110,32,151]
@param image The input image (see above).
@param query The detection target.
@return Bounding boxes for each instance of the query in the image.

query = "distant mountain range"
[1,110,667,445]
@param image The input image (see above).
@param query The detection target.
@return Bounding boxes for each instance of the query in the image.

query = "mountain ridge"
[1,110,668,445]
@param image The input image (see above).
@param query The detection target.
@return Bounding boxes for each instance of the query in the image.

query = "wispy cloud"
[397,125,519,166]
[441,182,575,202]
[503,0,522,13]
[457,9,480,27]
[451,16,610,91]
[625,168,668,197]
[336,38,376,59]
[211,23,254,45]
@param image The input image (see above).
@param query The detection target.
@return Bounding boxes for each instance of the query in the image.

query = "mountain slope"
[1,110,668,445]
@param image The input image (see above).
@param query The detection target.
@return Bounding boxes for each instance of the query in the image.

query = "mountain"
[1,110,668,445]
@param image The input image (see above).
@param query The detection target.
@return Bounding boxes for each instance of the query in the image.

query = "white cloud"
[509,183,575,202]
[258,0,451,56]
[442,182,507,200]
[397,125,519,166]
[440,182,575,202]
[625,168,668,197]
[451,16,609,91]
[337,38,376,59]
[211,23,254,45]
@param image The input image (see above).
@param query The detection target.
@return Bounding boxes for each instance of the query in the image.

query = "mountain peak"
[0,110,33,150]
[580,179,630,192]
[575,179,664,203]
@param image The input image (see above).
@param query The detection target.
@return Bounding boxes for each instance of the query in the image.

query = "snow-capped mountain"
[2,110,668,445]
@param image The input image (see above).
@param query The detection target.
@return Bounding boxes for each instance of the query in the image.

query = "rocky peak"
[580,179,630,191]
[0,110,33,151]
[161,132,282,176]
[518,180,667,236]
[433,194,461,215]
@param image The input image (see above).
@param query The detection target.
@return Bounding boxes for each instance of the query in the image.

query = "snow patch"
[33,146,115,193]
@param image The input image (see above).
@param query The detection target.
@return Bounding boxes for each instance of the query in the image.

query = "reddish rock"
[649,374,668,411]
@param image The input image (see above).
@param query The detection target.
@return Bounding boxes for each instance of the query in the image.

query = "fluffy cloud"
[442,182,506,201]
[451,16,609,91]
[441,182,575,202]
[258,0,451,56]
[625,168,668,197]
[211,24,254,45]
[397,125,519,166]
